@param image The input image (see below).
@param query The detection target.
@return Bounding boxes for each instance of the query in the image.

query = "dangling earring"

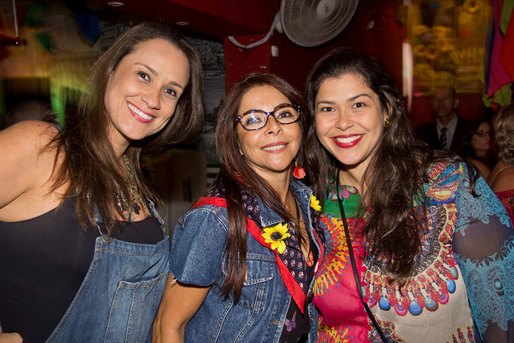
[293,161,306,179]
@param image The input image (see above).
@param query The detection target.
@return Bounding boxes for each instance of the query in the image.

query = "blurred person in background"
[459,118,496,178]
[490,103,514,223]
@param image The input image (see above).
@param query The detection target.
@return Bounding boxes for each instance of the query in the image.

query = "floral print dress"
[313,161,514,342]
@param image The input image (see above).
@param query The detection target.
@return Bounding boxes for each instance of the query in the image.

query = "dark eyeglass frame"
[235,103,301,131]
[473,130,491,138]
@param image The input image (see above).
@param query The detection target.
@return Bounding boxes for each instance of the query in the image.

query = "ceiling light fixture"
[107,1,125,7]
[176,21,189,26]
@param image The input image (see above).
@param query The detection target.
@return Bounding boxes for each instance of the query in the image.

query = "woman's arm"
[152,275,210,343]
[0,333,22,343]
[453,167,514,342]
[153,205,229,342]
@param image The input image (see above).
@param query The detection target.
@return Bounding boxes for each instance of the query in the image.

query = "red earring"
[293,162,306,179]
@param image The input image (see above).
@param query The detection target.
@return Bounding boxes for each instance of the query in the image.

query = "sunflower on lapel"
[262,223,291,254]
[310,195,321,212]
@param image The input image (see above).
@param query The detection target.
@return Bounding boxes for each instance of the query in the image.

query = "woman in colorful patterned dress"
[490,103,514,223]
[153,73,324,342]
[304,47,514,342]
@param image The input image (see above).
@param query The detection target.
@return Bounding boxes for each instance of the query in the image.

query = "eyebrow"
[348,93,372,101]
[242,102,293,114]
[316,93,372,106]
[135,62,185,90]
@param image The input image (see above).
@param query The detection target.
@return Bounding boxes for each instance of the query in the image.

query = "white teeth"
[128,103,152,120]
[262,144,286,151]
[335,136,360,143]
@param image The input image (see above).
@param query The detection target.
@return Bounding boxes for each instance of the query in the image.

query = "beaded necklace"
[116,155,147,221]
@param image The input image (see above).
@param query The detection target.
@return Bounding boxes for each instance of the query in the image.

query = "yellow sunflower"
[262,223,290,254]
[310,195,321,211]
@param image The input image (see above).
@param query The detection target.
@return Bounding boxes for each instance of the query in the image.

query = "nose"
[335,110,354,131]
[264,115,283,135]
[142,88,161,110]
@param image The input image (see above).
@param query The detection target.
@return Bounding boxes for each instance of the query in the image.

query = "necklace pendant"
[306,251,314,267]
[132,202,141,215]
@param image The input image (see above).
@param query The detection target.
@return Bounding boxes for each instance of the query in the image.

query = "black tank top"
[0,196,164,342]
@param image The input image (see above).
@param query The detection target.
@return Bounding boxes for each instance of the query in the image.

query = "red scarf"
[193,196,310,313]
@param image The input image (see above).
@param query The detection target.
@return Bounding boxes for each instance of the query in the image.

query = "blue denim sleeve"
[452,163,514,342]
[170,206,228,287]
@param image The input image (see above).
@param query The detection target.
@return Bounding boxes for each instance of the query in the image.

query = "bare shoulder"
[492,167,514,193]
[0,120,58,147]
[0,120,59,174]
[0,120,62,217]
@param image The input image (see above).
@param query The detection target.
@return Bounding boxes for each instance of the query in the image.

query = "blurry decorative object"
[73,12,100,46]
[406,0,491,95]
[65,1,101,46]
[280,0,359,47]
[24,2,44,27]
[0,0,25,47]
[0,31,23,46]
[482,0,513,107]
[34,31,56,51]
[228,0,359,49]
[403,41,413,112]
[48,52,99,122]
[501,6,514,80]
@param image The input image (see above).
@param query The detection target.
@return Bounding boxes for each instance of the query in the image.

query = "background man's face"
[431,88,457,119]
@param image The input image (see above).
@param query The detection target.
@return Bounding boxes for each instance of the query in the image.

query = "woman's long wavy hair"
[52,22,204,232]
[305,47,441,276]
[493,104,514,165]
[215,73,310,299]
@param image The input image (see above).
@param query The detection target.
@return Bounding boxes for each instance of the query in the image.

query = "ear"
[454,98,459,109]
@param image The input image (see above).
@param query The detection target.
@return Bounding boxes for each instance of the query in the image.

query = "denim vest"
[170,180,321,342]
[46,200,169,343]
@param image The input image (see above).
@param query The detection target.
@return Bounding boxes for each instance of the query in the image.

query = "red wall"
[222,1,486,126]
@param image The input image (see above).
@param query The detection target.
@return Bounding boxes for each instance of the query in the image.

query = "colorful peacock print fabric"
[313,161,514,343]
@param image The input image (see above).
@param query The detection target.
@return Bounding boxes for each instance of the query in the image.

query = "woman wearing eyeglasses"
[459,119,496,179]
[153,73,324,342]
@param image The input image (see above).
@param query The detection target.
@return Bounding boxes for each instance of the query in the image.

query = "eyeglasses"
[236,103,300,131]
[474,130,490,138]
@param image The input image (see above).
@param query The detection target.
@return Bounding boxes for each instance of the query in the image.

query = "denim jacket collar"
[256,179,312,228]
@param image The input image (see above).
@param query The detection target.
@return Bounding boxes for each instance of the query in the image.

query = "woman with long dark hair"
[305,47,514,342]
[459,118,495,178]
[0,22,204,342]
[154,73,324,342]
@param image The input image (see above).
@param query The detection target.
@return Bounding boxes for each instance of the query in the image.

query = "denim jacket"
[170,179,322,342]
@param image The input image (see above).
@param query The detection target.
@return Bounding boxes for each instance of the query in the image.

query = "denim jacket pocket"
[104,272,167,343]
[235,254,274,311]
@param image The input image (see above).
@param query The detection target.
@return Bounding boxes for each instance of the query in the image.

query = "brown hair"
[493,104,514,164]
[53,22,204,231]
[214,72,309,299]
